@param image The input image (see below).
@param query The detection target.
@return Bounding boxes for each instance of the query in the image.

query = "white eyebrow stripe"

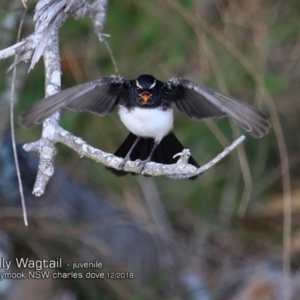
[136,80,143,89]
[149,80,156,89]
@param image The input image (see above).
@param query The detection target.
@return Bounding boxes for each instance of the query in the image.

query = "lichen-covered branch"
[0,0,108,71]
[0,0,108,196]
[27,27,61,196]
[23,123,245,195]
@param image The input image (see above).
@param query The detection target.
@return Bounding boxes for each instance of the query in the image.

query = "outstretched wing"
[21,75,130,127]
[163,78,271,138]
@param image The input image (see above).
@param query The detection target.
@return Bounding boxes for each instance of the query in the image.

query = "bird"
[21,74,271,179]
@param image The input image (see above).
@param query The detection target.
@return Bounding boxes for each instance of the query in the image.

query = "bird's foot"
[137,157,151,173]
[119,156,131,170]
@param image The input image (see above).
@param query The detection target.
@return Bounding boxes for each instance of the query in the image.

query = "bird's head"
[134,74,158,106]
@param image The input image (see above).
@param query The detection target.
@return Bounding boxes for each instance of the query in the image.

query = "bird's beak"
[139,91,152,102]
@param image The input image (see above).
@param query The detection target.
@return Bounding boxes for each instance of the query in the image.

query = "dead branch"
[23,122,245,195]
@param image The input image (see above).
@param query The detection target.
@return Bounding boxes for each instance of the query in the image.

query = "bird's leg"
[119,136,141,170]
[137,140,159,172]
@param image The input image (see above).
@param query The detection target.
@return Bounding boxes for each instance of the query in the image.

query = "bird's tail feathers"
[106,132,200,180]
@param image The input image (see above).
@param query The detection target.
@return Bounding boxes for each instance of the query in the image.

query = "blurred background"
[0,0,300,299]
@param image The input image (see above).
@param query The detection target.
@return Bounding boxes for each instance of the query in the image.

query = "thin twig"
[0,40,26,60]
[10,8,28,226]
[21,0,27,9]
[97,33,119,73]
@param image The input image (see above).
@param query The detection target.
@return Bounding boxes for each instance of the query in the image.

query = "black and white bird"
[21,74,271,179]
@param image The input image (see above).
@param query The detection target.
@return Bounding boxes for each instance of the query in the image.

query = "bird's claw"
[137,158,151,173]
[119,157,130,170]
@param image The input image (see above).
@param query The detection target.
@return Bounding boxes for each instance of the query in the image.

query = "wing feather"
[21,75,129,127]
[164,78,271,138]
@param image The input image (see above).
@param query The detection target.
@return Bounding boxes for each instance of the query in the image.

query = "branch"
[0,0,108,71]
[0,40,26,60]
[29,26,61,196]
[0,0,107,196]
[23,122,246,195]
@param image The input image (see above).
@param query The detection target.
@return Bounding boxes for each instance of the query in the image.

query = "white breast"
[118,105,174,142]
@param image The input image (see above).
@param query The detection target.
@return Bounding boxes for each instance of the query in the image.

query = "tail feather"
[106,132,200,180]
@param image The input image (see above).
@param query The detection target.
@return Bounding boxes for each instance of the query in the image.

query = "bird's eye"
[137,87,142,92]
[150,87,154,92]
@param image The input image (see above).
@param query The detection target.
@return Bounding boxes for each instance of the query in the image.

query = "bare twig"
[0,40,26,60]
[0,0,108,71]
[97,33,119,73]
[23,123,245,195]
[10,8,28,226]
[21,0,27,9]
